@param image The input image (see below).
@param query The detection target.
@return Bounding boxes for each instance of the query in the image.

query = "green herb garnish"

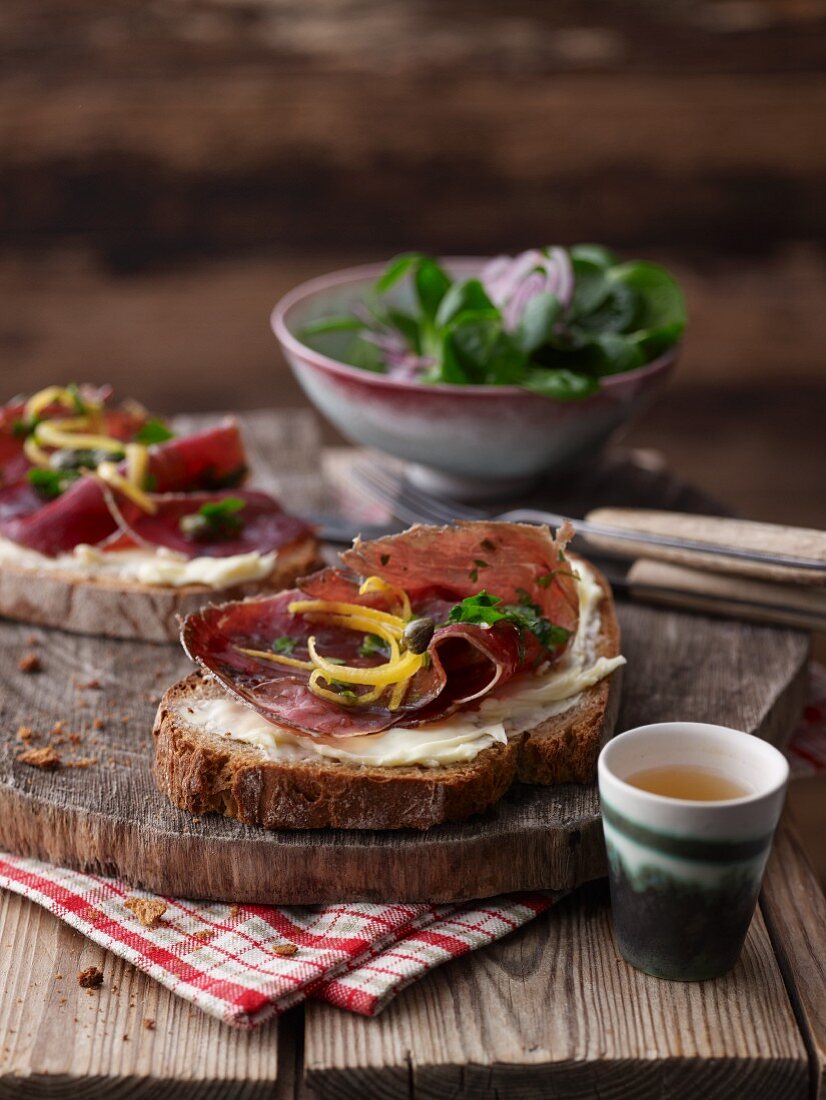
[446,590,570,653]
[330,682,359,703]
[134,419,175,445]
[26,467,80,501]
[179,497,246,541]
[66,382,87,415]
[359,634,388,659]
[272,637,297,655]
[12,415,40,439]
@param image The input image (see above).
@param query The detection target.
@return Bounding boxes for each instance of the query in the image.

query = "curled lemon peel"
[236,647,314,672]
[22,388,155,509]
[287,599,405,631]
[35,421,126,454]
[307,635,424,686]
[308,670,385,707]
[23,435,52,468]
[24,386,92,420]
[238,579,428,711]
[125,442,150,490]
[96,462,157,514]
[358,575,412,621]
[299,613,401,661]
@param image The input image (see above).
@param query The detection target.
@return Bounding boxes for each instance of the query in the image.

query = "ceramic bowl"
[271,260,680,492]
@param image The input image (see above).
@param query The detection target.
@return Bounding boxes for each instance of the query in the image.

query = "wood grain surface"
[761,817,826,1100]
[0,411,818,1097]
[0,888,291,1098]
[303,873,809,1100]
[0,417,810,904]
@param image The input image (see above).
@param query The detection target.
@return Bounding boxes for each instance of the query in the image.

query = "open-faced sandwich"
[153,521,625,829]
[0,385,319,641]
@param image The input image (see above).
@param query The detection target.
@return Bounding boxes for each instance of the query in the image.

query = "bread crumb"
[16,725,36,743]
[69,732,82,745]
[77,966,103,989]
[18,745,61,770]
[191,929,212,942]
[50,720,66,736]
[229,904,240,918]
[122,1033,129,1042]
[65,757,98,769]
[77,678,102,690]
[18,652,41,673]
[92,717,105,730]
[271,944,298,957]
[25,633,39,646]
[124,898,167,928]
[143,1018,155,1031]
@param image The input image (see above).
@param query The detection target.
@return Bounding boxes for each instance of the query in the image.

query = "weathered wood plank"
[304,880,809,1100]
[0,415,809,904]
[0,889,282,1099]
[0,557,808,904]
[761,817,826,1100]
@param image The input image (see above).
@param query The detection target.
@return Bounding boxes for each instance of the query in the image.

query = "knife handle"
[583,509,826,586]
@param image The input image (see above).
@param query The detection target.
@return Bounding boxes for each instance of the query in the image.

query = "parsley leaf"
[66,382,87,415]
[359,634,388,659]
[447,591,510,628]
[179,497,246,541]
[446,590,570,653]
[272,636,297,655]
[26,467,80,500]
[134,419,175,445]
[12,414,40,439]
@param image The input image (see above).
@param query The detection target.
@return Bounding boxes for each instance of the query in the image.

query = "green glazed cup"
[598,722,789,982]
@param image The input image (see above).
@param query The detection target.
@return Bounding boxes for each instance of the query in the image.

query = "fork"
[351,459,826,585]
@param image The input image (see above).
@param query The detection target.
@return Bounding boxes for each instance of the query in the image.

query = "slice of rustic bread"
[0,537,319,643]
[152,561,622,829]
[517,561,622,785]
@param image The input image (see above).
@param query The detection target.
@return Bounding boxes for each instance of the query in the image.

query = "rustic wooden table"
[0,410,824,1099]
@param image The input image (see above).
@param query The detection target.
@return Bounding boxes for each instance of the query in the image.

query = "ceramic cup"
[598,723,789,982]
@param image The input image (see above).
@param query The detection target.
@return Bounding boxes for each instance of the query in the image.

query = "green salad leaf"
[300,246,685,402]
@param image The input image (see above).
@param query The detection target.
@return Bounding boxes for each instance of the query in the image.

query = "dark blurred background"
[1,0,825,525]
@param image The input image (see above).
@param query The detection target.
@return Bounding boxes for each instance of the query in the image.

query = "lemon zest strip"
[288,599,405,631]
[358,575,412,620]
[96,463,157,514]
[23,436,52,468]
[308,670,385,706]
[236,646,314,671]
[24,386,77,420]
[307,636,423,686]
[35,421,127,454]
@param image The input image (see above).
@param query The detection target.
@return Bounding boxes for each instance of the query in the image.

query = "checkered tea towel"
[0,663,823,1029]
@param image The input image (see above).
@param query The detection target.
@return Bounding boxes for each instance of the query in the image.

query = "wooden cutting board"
[0,412,811,904]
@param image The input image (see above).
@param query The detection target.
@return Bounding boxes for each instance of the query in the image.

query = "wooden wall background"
[1,0,825,524]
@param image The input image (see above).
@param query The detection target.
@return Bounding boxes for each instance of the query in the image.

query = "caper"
[179,513,211,541]
[403,617,435,655]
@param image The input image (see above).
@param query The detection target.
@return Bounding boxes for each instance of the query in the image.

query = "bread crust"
[0,538,319,643]
[152,559,622,829]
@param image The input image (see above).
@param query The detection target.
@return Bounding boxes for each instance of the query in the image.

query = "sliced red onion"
[481,247,574,333]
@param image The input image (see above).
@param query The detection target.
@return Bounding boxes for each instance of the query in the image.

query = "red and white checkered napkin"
[0,664,823,1030]
[0,852,556,1027]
